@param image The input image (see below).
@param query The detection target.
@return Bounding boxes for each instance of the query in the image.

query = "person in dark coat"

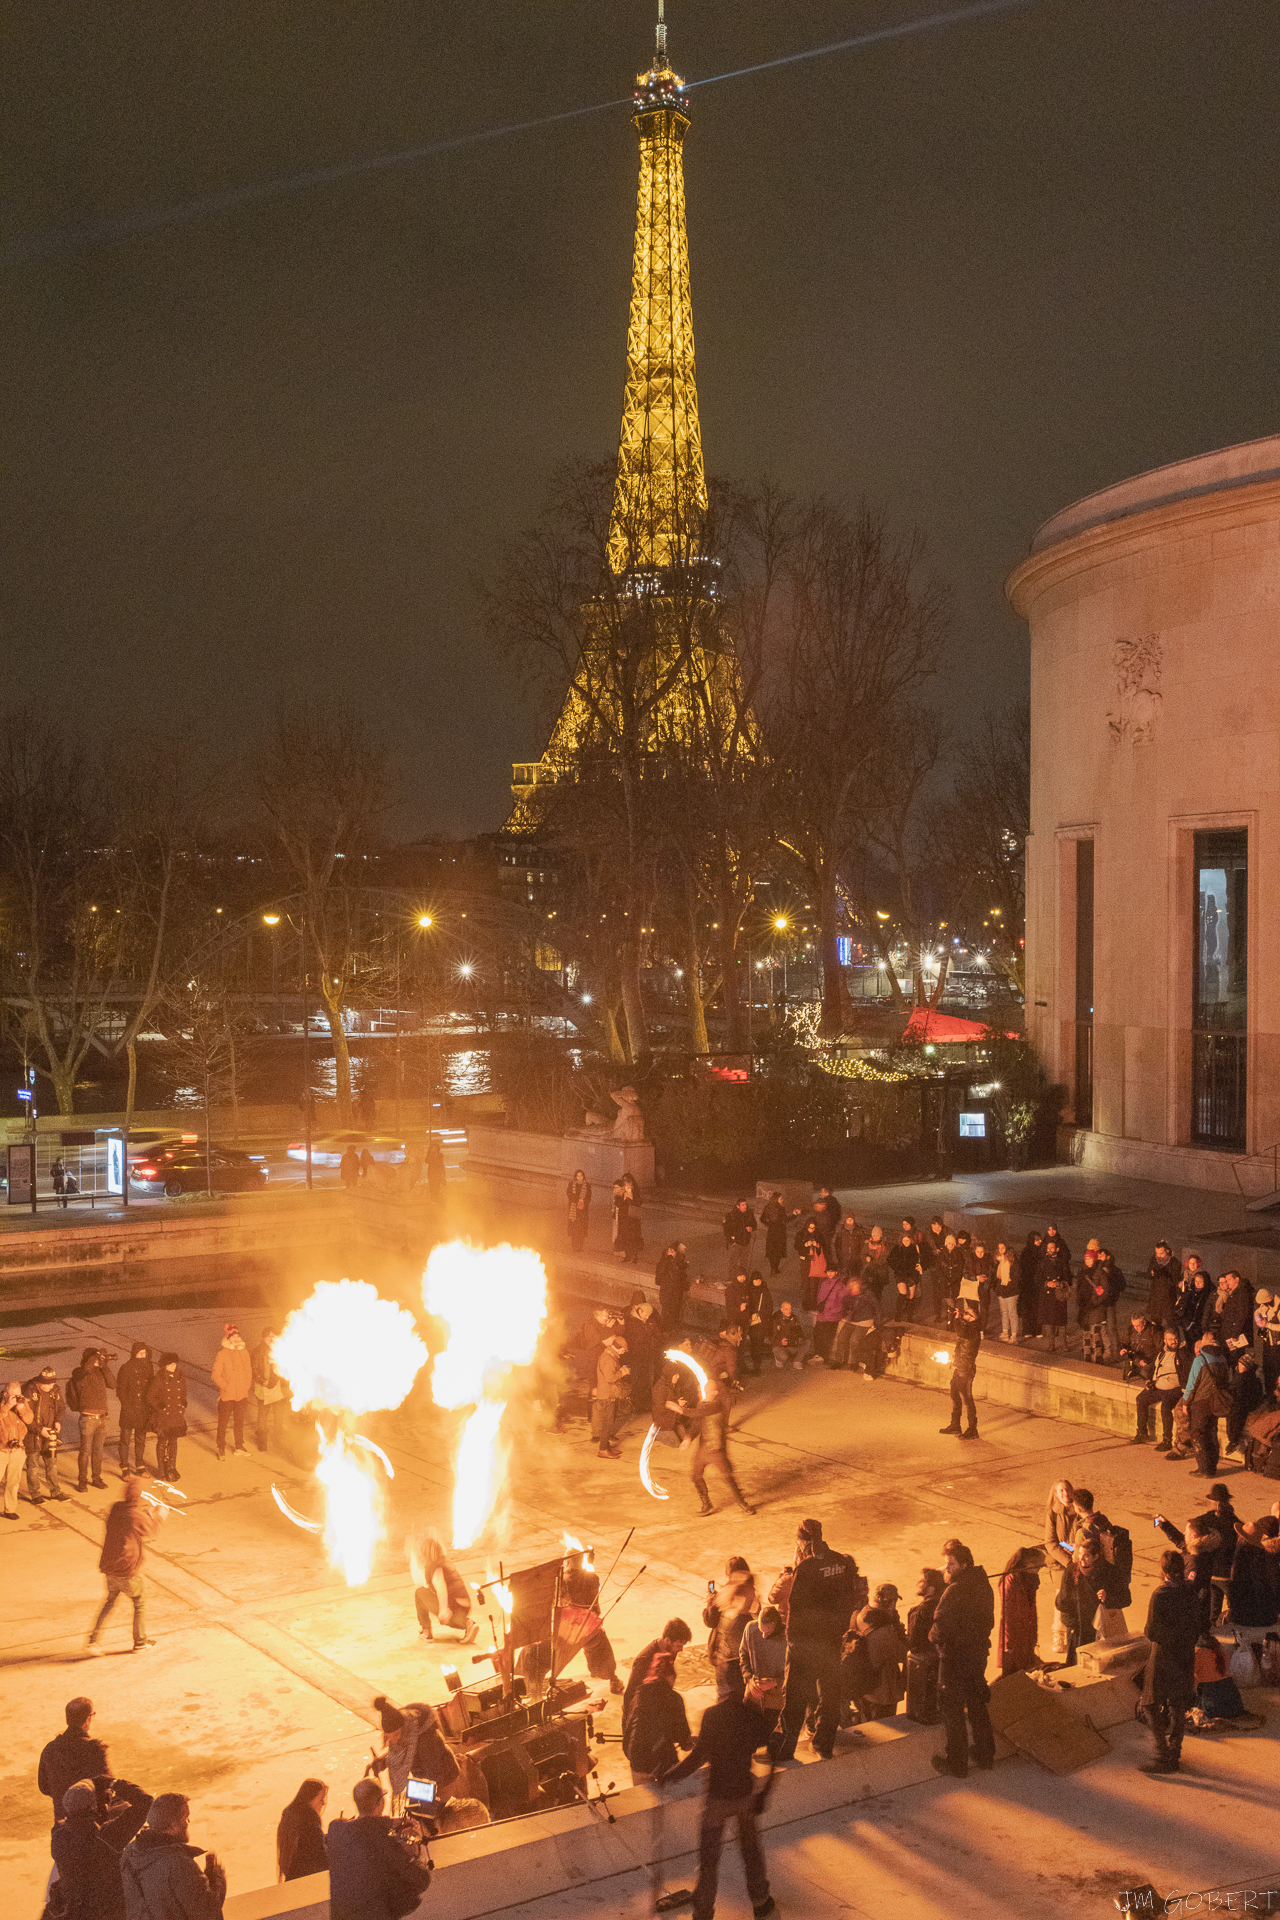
[325,1779,432,1920]
[657,1695,775,1920]
[339,1145,361,1192]
[939,1305,982,1440]
[1017,1232,1045,1339]
[935,1234,965,1329]
[1225,1350,1264,1458]
[39,1698,109,1822]
[623,1648,693,1776]
[23,1365,67,1503]
[622,1619,694,1748]
[690,1383,755,1517]
[120,1794,226,1920]
[722,1200,758,1273]
[625,1300,662,1413]
[743,1272,774,1375]
[1226,1517,1280,1629]
[904,1568,944,1723]
[833,1212,865,1279]
[998,1546,1046,1675]
[703,1557,758,1703]
[1075,1249,1112,1363]
[814,1186,842,1257]
[1040,1234,1073,1351]
[146,1354,187,1482]
[1139,1550,1200,1773]
[565,1170,591,1250]
[1145,1242,1182,1328]
[724,1269,752,1345]
[277,1778,329,1882]
[70,1347,116,1491]
[888,1234,923,1322]
[614,1174,644,1265]
[770,1300,806,1368]
[930,1539,996,1778]
[1208,1271,1255,1351]
[114,1343,153,1479]
[52,1780,142,1920]
[1173,1265,1211,1345]
[760,1194,791,1276]
[774,1517,860,1761]
[656,1243,690,1333]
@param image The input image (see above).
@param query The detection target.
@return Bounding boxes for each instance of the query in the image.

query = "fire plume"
[422,1241,547,1550]
[272,1280,428,1586]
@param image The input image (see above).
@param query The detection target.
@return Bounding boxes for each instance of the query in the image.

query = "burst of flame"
[422,1242,548,1549]
[933,1349,951,1364]
[563,1532,584,1551]
[315,1427,381,1586]
[664,1347,709,1396]
[491,1580,513,1619]
[275,1279,428,1413]
[270,1280,428,1585]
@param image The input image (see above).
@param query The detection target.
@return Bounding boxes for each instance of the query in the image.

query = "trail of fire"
[272,1279,428,1585]
[422,1241,548,1550]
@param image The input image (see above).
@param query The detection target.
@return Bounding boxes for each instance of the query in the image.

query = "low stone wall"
[465,1124,655,1191]
[222,1671,1140,1920]
[886,1324,1140,1435]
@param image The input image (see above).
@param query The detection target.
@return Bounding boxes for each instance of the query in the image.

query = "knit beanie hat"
[373,1694,406,1734]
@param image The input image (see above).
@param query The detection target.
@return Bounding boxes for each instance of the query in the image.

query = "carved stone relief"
[1107,634,1163,744]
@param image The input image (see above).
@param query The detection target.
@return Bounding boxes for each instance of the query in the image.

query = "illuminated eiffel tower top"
[606,1,708,577]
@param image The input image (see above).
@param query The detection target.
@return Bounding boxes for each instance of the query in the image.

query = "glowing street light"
[417,913,433,929]
[262,913,281,926]
[773,915,788,932]
[458,963,474,980]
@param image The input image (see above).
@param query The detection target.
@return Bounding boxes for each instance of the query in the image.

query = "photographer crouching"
[327,1778,432,1920]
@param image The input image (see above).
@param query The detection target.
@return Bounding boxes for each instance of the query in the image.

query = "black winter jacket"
[931,1564,994,1676]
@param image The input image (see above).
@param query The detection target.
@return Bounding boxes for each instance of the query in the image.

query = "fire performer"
[410,1530,478,1644]
[368,1695,488,1812]
[691,1381,756,1519]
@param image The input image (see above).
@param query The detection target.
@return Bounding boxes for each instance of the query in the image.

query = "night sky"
[6,1,1279,833]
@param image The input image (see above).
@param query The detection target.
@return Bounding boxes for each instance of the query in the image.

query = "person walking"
[774,1518,860,1761]
[1138,1550,1200,1775]
[1,1379,33,1519]
[23,1364,67,1503]
[115,1343,153,1479]
[904,1569,944,1724]
[88,1477,161,1654]
[147,1354,187,1483]
[252,1328,287,1452]
[276,1779,329,1883]
[657,1695,777,1920]
[212,1324,253,1459]
[69,1347,116,1492]
[565,1170,591,1251]
[425,1133,446,1207]
[939,1304,982,1440]
[691,1381,755,1517]
[760,1193,791,1278]
[929,1538,996,1779]
[339,1145,361,1192]
[592,1335,629,1460]
[121,1794,227,1919]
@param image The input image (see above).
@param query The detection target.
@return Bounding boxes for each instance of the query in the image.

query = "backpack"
[1106,1524,1133,1595]
[64,1373,81,1415]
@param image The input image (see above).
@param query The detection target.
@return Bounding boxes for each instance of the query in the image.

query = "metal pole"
[302,937,313,1192]
[395,938,402,1131]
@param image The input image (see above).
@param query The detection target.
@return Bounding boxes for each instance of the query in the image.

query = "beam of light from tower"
[7,0,1051,266]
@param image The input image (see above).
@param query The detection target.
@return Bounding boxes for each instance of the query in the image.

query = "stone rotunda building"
[1007,433,1280,1191]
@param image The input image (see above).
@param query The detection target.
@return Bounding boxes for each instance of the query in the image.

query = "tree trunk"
[683,881,709,1054]
[717,918,746,1053]
[817,871,853,1036]
[926,950,951,1011]
[618,938,647,1062]
[319,984,353,1122]
[226,1020,240,1138]
[601,1001,627,1064]
[49,1060,77,1116]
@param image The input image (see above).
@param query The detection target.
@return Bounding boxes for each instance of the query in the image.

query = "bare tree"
[258,704,393,1123]
[929,699,1030,992]
[761,504,948,1034]
[0,714,121,1114]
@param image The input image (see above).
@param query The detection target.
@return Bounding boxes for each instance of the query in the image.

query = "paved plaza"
[3,1175,1279,1916]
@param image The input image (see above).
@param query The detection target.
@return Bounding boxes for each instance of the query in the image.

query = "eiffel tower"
[510,3,735,815]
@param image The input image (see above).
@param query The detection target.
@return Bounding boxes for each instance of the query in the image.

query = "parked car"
[129,1145,268,1197]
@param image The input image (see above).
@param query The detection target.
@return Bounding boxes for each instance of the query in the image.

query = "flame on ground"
[422,1241,548,1550]
[271,1280,428,1585]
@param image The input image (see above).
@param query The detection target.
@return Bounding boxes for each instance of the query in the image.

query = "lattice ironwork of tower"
[509,6,748,820]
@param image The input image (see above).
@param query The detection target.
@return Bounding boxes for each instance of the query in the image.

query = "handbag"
[1228,1637,1261,1689]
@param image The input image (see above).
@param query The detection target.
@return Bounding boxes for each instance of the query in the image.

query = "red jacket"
[99,1500,157,1577]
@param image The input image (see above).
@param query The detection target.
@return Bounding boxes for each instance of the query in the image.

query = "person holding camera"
[120,1794,225,1919]
[52,1777,151,1920]
[23,1365,67,1504]
[1,1379,33,1518]
[326,1778,432,1920]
